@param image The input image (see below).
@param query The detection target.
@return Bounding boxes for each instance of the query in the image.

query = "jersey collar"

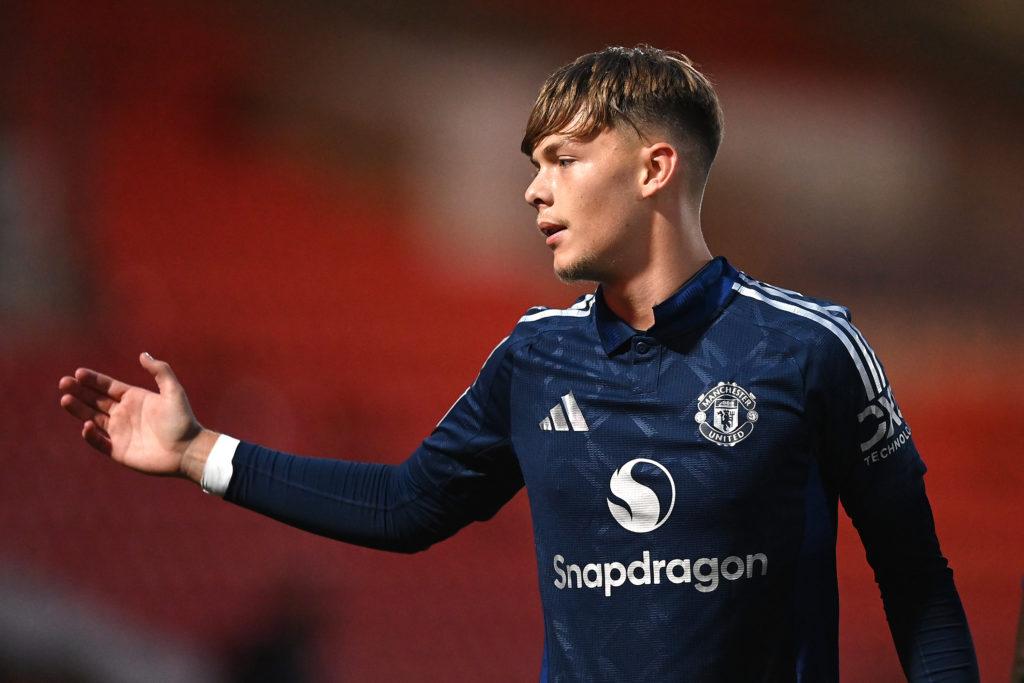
[594,256,739,355]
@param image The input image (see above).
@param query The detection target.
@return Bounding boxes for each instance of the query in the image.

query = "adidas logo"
[539,391,589,432]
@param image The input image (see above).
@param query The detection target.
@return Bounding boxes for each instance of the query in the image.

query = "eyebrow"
[530,138,574,166]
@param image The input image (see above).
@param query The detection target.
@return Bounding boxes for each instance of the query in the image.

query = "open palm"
[59,353,202,477]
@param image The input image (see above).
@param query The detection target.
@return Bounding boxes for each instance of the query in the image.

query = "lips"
[539,222,567,245]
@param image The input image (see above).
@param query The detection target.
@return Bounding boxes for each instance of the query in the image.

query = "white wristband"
[201,434,239,497]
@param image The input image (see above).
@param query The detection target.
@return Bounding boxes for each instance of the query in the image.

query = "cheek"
[583,176,635,223]
[575,174,622,210]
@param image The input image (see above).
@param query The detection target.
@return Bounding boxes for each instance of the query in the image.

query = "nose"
[524,170,551,209]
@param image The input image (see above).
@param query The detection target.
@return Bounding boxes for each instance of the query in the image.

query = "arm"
[217,336,523,552]
[219,437,522,554]
[816,330,979,681]
[60,340,522,553]
[840,441,977,681]
[58,352,219,484]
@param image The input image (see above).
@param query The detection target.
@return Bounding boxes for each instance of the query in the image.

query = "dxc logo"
[606,458,676,533]
[857,385,905,453]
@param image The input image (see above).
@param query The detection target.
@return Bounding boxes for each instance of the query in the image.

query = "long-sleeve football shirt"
[210,257,978,681]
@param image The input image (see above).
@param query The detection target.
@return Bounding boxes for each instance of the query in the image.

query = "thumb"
[139,352,181,395]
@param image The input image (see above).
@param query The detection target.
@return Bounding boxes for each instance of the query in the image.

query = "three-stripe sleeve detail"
[732,275,886,400]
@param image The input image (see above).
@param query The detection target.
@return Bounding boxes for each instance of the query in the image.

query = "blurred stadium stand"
[1,0,1021,680]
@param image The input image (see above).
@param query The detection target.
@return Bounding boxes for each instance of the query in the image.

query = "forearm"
[852,477,979,681]
[882,574,978,682]
[215,440,469,553]
[198,352,521,553]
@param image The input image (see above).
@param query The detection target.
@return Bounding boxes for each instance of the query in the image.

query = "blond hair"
[522,45,724,180]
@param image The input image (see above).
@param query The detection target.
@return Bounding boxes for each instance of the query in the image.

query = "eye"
[558,157,575,168]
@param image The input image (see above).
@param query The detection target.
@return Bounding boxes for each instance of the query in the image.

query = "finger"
[82,421,113,456]
[74,367,133,401]
[59,376,118,414]
[60,393,111,431]
[139,352,182,395]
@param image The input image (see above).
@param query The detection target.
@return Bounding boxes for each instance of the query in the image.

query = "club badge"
[695,381,758,447]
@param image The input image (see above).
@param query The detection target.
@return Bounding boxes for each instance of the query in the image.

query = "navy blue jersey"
[223,258,977,681]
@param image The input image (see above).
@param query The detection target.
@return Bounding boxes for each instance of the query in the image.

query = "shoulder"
[727,271,887,401]
[729,271,852,340]
[473,293,597,378]
[516,293,596,325]
[506,293,596,343]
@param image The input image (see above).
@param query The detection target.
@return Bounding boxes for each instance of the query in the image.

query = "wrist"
[179,428,220,484]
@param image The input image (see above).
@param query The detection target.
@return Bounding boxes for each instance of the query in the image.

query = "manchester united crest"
[695,381,759,447]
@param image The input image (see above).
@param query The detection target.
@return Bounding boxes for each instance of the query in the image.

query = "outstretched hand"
[58,353,216,483]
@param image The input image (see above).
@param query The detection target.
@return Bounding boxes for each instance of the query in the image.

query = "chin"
[554,256,602,285]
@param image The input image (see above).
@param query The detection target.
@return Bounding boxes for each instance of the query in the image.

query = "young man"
[59,45,978,681]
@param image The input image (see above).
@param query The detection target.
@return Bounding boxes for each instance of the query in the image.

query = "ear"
[639,142,679,198]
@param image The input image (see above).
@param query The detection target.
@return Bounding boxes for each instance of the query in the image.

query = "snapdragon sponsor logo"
[570,458,768,597]
[607,458,675,533]
[553,550,768,597]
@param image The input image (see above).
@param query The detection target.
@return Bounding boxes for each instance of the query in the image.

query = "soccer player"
[59,45,979,681]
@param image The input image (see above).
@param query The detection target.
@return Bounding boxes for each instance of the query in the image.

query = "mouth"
[539,222,567,245]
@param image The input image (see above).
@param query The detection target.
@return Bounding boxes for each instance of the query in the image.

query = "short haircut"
[522,45,724,182]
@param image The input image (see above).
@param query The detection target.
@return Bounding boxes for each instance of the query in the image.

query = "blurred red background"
[1,1,1021,680]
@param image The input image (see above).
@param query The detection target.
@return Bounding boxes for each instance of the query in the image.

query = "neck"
[601,218,712,330]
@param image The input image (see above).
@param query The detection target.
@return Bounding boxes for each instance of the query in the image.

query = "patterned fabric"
[225,257,977,681]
